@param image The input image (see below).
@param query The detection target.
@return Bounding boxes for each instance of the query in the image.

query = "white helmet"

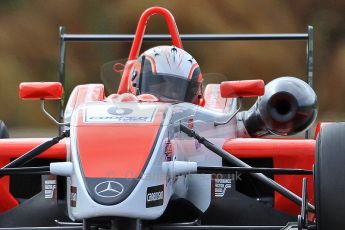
[131,46,203,104]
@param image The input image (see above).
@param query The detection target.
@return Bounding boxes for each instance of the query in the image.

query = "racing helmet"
[131,46,203,104]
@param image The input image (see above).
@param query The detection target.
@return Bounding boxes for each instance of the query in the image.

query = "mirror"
[19,82,63,100]
[220,79,265,98]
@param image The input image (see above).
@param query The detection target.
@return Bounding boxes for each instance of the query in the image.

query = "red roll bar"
[128,7,183,60]
[118,7,183,94]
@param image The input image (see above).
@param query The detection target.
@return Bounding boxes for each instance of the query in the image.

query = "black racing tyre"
[315,123,345,230]
[0,120,9,138]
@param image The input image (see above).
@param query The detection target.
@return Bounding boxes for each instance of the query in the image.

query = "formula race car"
[0,6,344,230]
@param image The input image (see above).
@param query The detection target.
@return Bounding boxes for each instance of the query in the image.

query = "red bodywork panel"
[0,139,66,212]
[220,80,265,98]
[19,82,63,100]
[77,125,160,178]
[223,138,315,215]
[75,104,165,179]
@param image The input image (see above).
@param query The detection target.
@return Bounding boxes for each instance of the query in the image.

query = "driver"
[130,46,203,104]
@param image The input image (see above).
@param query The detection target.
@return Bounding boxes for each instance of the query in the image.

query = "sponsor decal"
[70,186,77,207]
[212,174,234,198]
[88,116,150,122]
[214,178,232,197]
[94,181,124,198]
[146,185,164,208]
[85,104,157,123]
[165,140,173,161]
[44,179,57,199]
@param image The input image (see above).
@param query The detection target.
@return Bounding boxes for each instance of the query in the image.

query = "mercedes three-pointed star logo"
[94,181,124,198]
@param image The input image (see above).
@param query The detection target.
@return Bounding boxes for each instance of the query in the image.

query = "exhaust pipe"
[239,77,317,137]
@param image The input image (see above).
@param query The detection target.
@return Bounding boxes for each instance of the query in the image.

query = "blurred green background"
[0,0,344,137]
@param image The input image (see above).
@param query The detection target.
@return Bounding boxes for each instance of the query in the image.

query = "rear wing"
[58,26,314,135]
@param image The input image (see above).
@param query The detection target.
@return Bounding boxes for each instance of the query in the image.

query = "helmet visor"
[140,72,190,102]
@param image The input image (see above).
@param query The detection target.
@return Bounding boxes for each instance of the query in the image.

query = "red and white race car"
[0,6,344,230]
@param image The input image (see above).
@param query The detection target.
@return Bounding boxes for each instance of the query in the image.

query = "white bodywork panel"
[63,87,237,220]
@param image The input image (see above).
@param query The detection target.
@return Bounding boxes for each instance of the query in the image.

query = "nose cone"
[74,102,167,205]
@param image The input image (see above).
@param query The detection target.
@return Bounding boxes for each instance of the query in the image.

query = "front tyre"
[315,123,345,229]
